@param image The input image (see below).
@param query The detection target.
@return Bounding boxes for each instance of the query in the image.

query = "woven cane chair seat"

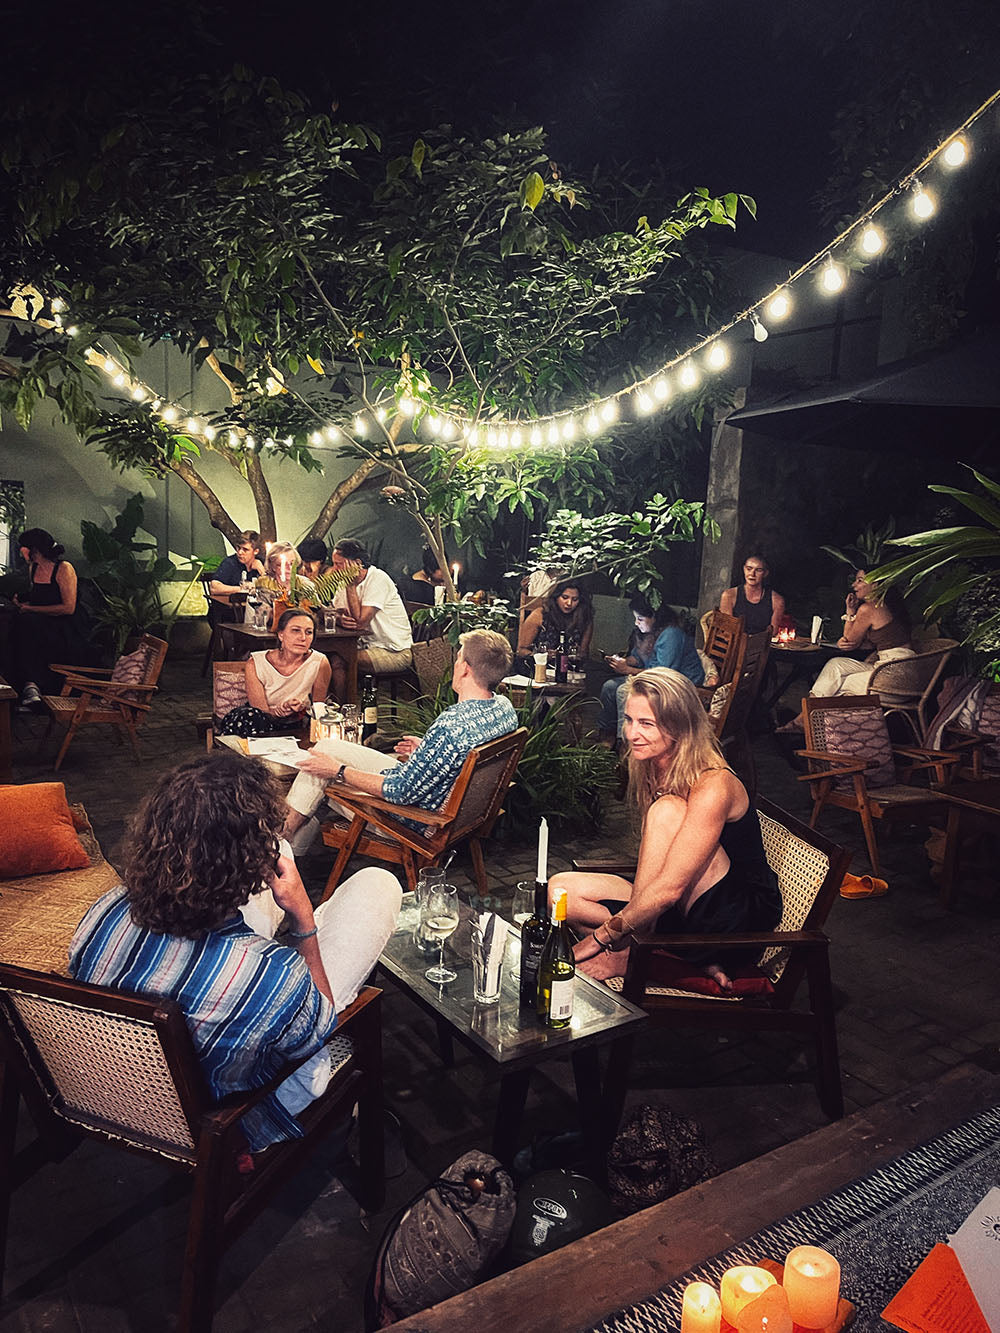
[44,693,121,722]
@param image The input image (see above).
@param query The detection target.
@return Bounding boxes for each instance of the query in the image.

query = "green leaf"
[411,138,426,176]
[520,171,545,212]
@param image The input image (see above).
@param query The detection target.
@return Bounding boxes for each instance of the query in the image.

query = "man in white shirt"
[329,539,413,699]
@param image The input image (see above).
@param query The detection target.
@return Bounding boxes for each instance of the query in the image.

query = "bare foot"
[705,963,733,992]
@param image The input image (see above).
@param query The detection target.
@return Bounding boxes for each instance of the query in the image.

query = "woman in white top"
[219,609,331,738]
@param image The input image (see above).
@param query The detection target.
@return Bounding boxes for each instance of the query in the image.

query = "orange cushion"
[0,783,90,877]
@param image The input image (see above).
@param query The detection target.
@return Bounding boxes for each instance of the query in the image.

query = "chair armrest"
[50,663,113,678]
[942,726,992,748]
[636,929,829,953]
[893,745,958,768]
[62,680,154,712]
[324,785,451,826]
[794,749,868,778]
[571,859,638,876]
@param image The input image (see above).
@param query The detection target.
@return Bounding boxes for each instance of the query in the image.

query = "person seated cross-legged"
[69,752,401,1151]
[282,629,516,853]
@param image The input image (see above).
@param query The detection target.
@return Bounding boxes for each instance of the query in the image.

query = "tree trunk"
[308,458,379,539]
[169,457,242,546]
[244,451,277,541]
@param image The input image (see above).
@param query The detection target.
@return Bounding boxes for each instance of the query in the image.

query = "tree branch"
[170,457,242,545]
[308,458,380,539]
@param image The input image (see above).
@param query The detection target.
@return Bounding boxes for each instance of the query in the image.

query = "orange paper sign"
[881,1243,991,1333]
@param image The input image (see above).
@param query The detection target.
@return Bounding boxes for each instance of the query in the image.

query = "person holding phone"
[69,751,401,1150]
[597,594,703,744]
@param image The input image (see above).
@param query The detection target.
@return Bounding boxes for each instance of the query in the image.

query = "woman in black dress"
[11,528,84,707]
[551,667,780,990]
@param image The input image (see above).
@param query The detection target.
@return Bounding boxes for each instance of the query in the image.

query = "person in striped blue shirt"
[69,752,401,1151]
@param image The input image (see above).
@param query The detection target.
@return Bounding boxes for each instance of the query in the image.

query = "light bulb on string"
[398,396,415,416]
[911,182,936,219]
[131,385,146,401]
[112,372,126,388]
[766,291,791,321]
[585,411,601,434]
[309,430,322,446]
[50,298,66,313]
[653,377,671,400]
[547,423,560,444]
[498,430,510,449]
[103,356,117,375]
[636,391,653,413]
[440,418,455,440]
[375,406,388,423]
[324,425,339,442]
[819,256,846,294]
[244,434,256,451]
[353,415,367,436]
[161,405,179,423]
[860,224,885,256]
[942,135,968,168]
[530,426,543,447]
[561,418,576,440]
[679,363,699,390]
[203,425,216,442]
[185,418,200,434]
[487,428,498,447]
[427,415,441,436]
[510,428,522,448]
[600,400,618,423]
[751,314,768,343]
[706,342,729,371]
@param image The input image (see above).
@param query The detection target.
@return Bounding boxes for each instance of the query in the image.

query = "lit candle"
[680,1281,721,1333]
[451,561,460,592]
[734,1283,792,1332]
[536,816,549,884]
[720,1267,777,1325]
[279,555,290,585]
[783,1245,840,1328]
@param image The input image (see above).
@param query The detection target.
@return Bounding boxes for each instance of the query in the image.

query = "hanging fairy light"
[185,417,200,434]
[203,425,216,442]
[860,224,885,256]
[636,391,653,413]
[375,405,388,423]
[678,363,699,390]
[751,314,768,343]
[585,410,601,434]
[911,181,936,219]
[600,400,618,423]
[706,341,729,370]
[942,135,969,167]
[161,404,179,423]
[353,415,367,436]
[653,377,671,400]
[398,395,415,416]
[309,430,323,445]
[510,428,522,448]
[131,385,146,401]
[561,418,576,440]
[766,290,792,322]
[819,256,846,294]
[530,426,543,447]
[440,418,455,440]
[427,414,441,436]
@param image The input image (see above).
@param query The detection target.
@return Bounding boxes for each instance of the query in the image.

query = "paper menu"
[881,1186,1000,1333]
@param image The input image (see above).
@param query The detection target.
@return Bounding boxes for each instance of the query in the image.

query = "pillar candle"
[451,562,460,592]
[734,1283,792,1332]
[783,1245,840,1328]
[720,1267,777,1325]
[680,1281,721,1333]
[536,816,549,884]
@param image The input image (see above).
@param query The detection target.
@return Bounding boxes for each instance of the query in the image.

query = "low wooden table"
[0,674,16,782]
[938,776,1000,908]
[761,639,863,712]
[391,1063,1000,1332]
[218,621,362,702]
[379,897,647,1171]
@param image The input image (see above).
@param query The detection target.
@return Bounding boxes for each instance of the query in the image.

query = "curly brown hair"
[123,753,284,938]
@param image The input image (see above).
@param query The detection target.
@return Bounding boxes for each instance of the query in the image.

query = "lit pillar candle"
[536,816,549,884]
[734,1283,792,1332]
[720,1267,777,1325]
[783,1245,840,1328]
[680,1281,721,1333]
[451,561,460,592]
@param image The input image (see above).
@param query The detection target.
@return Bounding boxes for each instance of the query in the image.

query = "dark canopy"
[728,326,1000,456]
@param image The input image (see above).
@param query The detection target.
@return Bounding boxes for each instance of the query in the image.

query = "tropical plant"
[870,467,1000,666]
[255,563,357,610]
[411,599,517,647]
[820,517,897,572]
[512,496,719,606]
[80,494,179,654]
[0,69,752,601]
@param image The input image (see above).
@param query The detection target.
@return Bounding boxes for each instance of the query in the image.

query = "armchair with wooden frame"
[866,636,958,741]
[319,726,528,900]
[42,633,168,770]
[715,628,771,794]
[797,693,956,876]
[0,962,384,1333]
[578,797,850,1126]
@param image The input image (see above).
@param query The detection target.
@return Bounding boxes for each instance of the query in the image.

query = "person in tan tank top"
[777,570,913,732]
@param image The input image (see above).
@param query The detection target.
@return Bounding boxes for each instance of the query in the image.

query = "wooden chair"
[196,660,251,751]
[866,637,958,741]
[583,797,851,1124]
[798,694,956,875]
[200,572,243,677]
[411,636,456,698]
[42,634,168,770]
[319,727,528,900]
[701,608,745,685]
[0,962,384,1333]
[717,629,771,793]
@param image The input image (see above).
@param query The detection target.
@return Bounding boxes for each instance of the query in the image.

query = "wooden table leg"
[492,1068,532,1165]
[571,1047,609,1185]
[940,803,962,910]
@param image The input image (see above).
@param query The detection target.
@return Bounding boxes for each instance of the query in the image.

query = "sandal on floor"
[840,873,888,899]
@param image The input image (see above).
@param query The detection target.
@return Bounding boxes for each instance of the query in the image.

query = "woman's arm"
[651,626,685,671]
[517,608,543,654]
[838,602,875,650]
[719,587,737,617]
[244,658,276,714]
[311,656,332,703]
[769,591,787,635]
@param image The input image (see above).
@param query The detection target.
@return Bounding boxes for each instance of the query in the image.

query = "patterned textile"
[213,667,248,718]
[380,694,517,809]
[110,645,153,703]
[708,680,731,720]
[980,689,1000,764]
[816,707,896,790]
[218,703,303,739]
[69,887,336,1151]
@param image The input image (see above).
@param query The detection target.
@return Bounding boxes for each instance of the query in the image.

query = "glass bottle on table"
[361,675,378,742]
[518,880,549,1008]
[537,887,575,1028]
[554,631,569,685]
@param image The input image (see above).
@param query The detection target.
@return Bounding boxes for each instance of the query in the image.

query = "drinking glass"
[511,881,536,928]
[341,704,361,744]
[420,885,459,984]
[414,866,447,952]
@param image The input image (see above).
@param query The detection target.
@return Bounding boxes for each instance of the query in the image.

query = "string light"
[245,434,256,451]
[678,363,699,390]
[353,415,367,436]
[653,377,671,400]
[375,406,388,423]
[323,425,339,442]
[819,256,845,294]
[510,428,522,448]
[112,372,126,387]
[427,414,441,435]
[131,385,146,401]
[600,400,617,423]
[440,418,455,440]
[160,405,178,423]
[203,425,216,442]
[530,426,543,447]
[911,182,936,219]
[706,342,729,370]
[942,135,968,167]
[636,391,653,412]
[860,224,885,256]
[398,395,415,416]
[585,410,601,433]
[185,417,199,434]
[751,315,768,343]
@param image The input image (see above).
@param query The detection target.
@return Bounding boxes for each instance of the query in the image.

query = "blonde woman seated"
[776,569,913,732]
[218,608,331,739]
[550,668,781,991]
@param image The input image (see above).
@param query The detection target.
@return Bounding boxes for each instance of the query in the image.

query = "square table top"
[379,895,646,1070]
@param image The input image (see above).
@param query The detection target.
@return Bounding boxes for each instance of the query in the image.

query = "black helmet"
[510,1170,611,1264]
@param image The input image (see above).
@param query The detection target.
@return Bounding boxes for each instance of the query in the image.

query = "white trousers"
[239,867,402,1114]
[810,646,915,699]
[286,737,401,818]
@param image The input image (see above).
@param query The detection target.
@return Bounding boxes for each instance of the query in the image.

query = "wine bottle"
[555,631,569,684]
[361,675,378,742]
[518,880,549,1008]
[537,888,575,1028]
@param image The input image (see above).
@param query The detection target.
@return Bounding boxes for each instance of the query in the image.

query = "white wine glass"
[420,885,460,984]
[511,881,535,929]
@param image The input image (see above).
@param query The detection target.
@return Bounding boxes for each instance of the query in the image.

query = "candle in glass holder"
[783,1245,840,1328]
[680,1281,721,1332]
[720,1267,777,1325]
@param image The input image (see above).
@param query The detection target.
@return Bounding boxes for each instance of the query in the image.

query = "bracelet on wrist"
[288,925,318,941]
